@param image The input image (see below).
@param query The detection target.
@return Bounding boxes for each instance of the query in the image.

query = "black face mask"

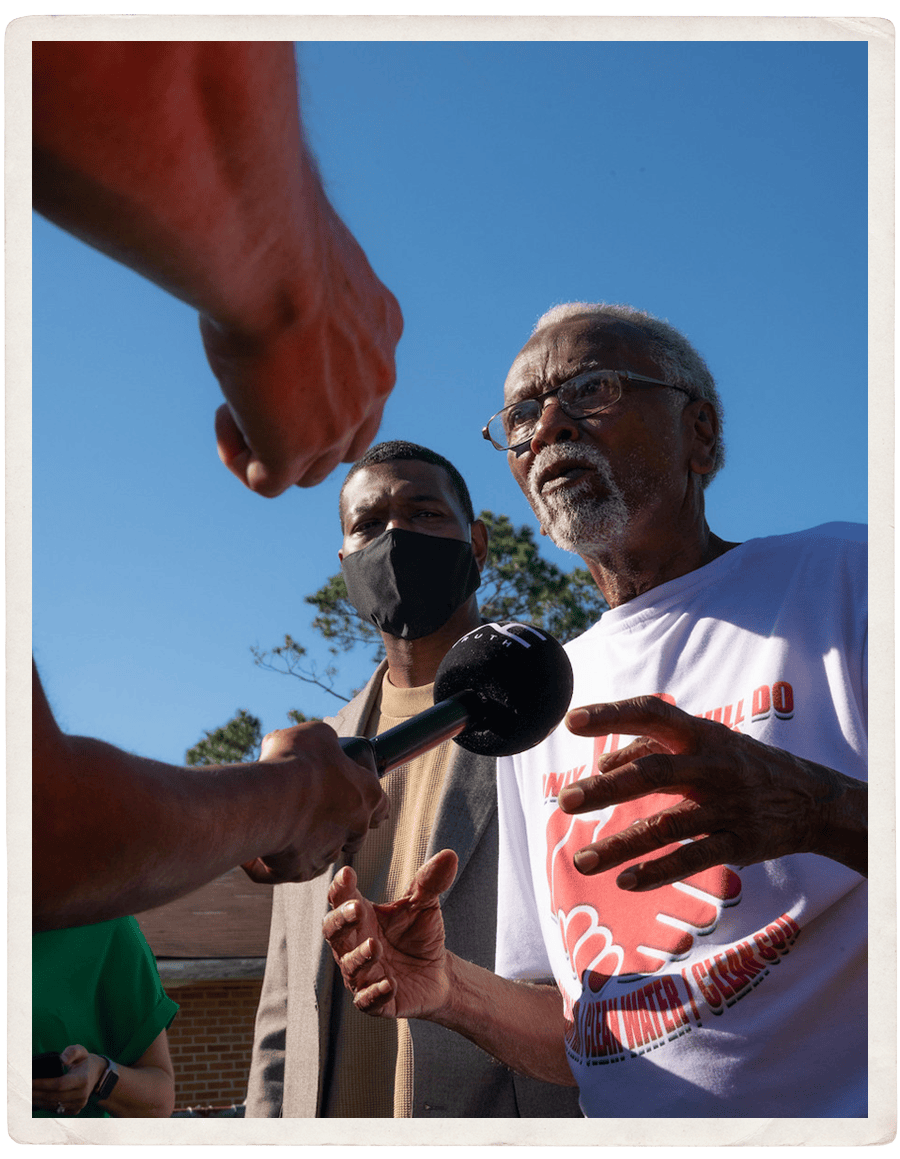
[341,528,481,640]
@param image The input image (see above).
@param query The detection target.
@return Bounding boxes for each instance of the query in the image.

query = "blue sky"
[30,33,874,768]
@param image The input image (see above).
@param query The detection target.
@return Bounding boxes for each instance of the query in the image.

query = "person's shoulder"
[323,662,387,729]
[735,523,867,592]
[562,615,606,659]
[795,521,867,544]
[748,521,867,556]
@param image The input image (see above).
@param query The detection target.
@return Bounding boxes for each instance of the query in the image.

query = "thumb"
[407,848,458,907]
[59,1044,86,1067]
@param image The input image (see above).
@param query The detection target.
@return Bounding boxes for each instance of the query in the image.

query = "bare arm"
[31,1034,175,1118]
[32,41,402,495]
[33,662,388,931]
[323,852,575,1087]
[433,956,573,1086]
[561,697,867,890]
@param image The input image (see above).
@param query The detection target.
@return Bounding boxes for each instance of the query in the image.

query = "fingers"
[214,402,332,496]
[287,445,348,491]
[323,904,394,1015]
[571,798,708,876]
[591,832,738,892]
[340,823,375,856]
[240,856,276,884]
[370,789,391,828]
[340,403,386,467]
[405,848,458,907]
[215,404,290,498]
[559,750,685,814]
[33,1049,92,1114]
[322,895,384,988]
[327,863,361,911]
[215,399,383,496]
[59,1044,86,1067]
[354,978,396,1014]
[566,696,705,752]
[596,735,667,772]
[322,898,362,956]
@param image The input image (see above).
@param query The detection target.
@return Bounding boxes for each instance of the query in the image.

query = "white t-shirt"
[496,523,867,1117]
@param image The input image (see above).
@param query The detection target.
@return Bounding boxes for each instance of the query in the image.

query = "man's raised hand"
[560,695,867,890]
[322,849,458,1019]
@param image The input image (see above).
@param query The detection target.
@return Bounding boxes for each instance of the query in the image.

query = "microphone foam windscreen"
[433,621,574,756]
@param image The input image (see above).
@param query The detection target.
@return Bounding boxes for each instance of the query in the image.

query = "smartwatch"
[91,1056,119,1104]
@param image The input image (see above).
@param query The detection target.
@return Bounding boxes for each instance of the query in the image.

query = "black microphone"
[340,621,574,774]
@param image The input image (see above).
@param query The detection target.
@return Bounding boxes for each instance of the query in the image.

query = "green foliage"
[185,708,262,766]
[286,709,320,725]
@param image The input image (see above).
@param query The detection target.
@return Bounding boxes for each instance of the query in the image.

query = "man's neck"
[584,523,740,609]
[383,600,483,689]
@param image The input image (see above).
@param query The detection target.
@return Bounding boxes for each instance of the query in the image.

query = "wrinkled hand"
[204,203,402,497]
[241,721,390,885]
[560,696,867,891]
[322,849,458,1019]
[31,1045,103,1115]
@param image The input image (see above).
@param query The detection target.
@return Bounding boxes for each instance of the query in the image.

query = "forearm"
[813,770,868,877]
[426,954,575,1087]
[32,42,324,334]
[33,733,305,931]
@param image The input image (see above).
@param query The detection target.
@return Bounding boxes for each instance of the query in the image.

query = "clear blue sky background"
[32,37,870,767]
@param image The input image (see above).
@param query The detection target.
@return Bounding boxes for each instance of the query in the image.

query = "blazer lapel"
[323,660,388,737]
[314,661,388,1111]
[425,746,497,902]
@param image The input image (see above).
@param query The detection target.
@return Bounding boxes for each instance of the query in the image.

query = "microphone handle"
[339,692,479,776]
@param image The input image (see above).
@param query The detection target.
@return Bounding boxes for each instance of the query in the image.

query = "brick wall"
[164,979,263,1111]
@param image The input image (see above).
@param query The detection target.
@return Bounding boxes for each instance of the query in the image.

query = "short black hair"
[339,440,475,528]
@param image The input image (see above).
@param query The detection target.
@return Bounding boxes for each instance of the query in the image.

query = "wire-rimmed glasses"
[482,369,694,452]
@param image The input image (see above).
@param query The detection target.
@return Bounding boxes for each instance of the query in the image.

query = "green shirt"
[33,916,178,1117]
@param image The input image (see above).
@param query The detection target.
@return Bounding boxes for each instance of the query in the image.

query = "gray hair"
[531,302,725,485]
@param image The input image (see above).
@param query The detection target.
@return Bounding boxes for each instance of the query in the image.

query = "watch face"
[96,1060,119,1100]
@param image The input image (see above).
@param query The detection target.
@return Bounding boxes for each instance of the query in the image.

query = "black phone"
[32,1052,65,1079]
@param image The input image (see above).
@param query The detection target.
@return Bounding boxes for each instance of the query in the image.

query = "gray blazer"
[245,664,582,1118]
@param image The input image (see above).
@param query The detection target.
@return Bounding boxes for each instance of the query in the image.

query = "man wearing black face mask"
[246,441,581,1120]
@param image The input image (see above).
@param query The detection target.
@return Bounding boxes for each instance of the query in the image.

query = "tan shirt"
[322,674,453,1118]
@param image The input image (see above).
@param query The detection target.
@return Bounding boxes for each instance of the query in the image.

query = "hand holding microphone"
[240,719,388,885]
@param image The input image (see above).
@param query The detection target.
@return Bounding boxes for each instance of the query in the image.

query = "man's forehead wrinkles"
[345,485,450,518]
[507,339,609,401]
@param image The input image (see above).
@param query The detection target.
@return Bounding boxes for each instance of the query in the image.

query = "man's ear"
[470,519,489,570]
[686,398,718,477]
[337,549,344,564]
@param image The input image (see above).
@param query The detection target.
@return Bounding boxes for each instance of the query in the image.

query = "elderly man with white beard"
[322,303,868,1118]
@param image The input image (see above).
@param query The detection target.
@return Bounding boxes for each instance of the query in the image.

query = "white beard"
[527,443,631,557]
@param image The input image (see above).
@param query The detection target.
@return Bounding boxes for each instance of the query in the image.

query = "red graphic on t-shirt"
[546,793,742,995]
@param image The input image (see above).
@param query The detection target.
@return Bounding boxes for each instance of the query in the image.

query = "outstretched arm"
[323,850,575,1087]
[561,696,867,891]
[33,662,389,931]
[32,41,402,495]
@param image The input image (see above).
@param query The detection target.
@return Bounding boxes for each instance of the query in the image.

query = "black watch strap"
[91,1056,119,1102]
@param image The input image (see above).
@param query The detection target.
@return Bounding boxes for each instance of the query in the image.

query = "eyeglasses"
[482,369,695,452]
